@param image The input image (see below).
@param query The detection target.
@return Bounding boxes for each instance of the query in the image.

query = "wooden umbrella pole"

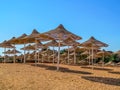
[102,50,105,67]
[92,45,94,69]
[13,44,16,63]
[89,49,91,65]
[74,47,76,64]
[35,38,38,64]
[23,43,26,63]
[53,46,55,64]
[42,55,43,63]
[4,47,6,63]
[57,39,60,71]
[38,49,40,63]
[68,45,70,64]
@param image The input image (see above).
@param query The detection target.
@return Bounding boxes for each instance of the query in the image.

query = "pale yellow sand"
[0,63,120,90]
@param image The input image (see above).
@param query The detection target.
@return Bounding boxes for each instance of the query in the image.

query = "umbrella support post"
[92,46,94,70]
[4,48,6,63]
[74,47,76,64]
[53,46,55,64]
[23,44,26,63]
[57,39,60,71]
[89,49,91,65]
[67,46,70,64]
[102,51,105,67]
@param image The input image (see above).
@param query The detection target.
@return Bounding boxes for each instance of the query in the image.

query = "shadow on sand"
[31,63,92,75]
[108,71,120,75]
[81,76,120,86]
[81,66,113,71]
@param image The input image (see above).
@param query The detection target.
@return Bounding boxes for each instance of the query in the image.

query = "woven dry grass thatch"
[44,24,82,70]
[0,40,15,48]
[81,36,108,47]
[44,24,82,40]
[21,29,54,43]
[21,44,35,51]
[9,33,27,44]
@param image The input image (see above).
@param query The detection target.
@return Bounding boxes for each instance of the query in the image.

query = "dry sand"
[0,63,120,90]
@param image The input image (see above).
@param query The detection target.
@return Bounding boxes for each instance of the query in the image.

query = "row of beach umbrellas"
[0,24,109,70]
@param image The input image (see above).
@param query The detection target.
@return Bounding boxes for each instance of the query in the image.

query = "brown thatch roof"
[114,50,120,55]
[21,29,54,43]
[32,41,47,48]
[44,40,65,47]
[3,50,11,54]
[81,51,89,55]
[3,49,21,54]
[10,49,21,54]
[97,50,112,56]
[9,33,28,44]
[44,24,82,40]
[21,44,35,51]
[6,37,16,44]
[62,37,80,46]
[81,36,108,47]
[0,40,15,48]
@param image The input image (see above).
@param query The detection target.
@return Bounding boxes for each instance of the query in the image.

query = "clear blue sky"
[0,0,120,55]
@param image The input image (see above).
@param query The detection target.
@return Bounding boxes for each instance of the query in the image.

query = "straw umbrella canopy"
[32,41,47,63]
[5,33,28,63]
[9,29,53,63]
[0,40,15,48]
[44,24,82,40]
[10,49,21,54]
[81,36,108,67]
[5,37,20,63]
[20,44,35,51]
[114,50,120,55]
[44,40,65,63]
[97,49,112,66]
[0,40,15,63]
[81,51,89,55]
[81,36,108,47]
[3,49,20,54]
[3,49,21,63]
[3,50,12,54]
[62,37,80,64]
[20,29,54,63]
[5,37,16,44]
[86,54,101,60]
[9,33,28,44]
[44,24,82,70]
[21,29,54,43]
[19,30,39,63]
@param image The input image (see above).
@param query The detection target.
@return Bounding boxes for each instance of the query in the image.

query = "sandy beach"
[0,63,120,90]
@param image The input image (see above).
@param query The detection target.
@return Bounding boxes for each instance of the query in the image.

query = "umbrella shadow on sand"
[108,71,120,75]
[31,64,92,75]
[81,66,113,71]
[81,76,120,86]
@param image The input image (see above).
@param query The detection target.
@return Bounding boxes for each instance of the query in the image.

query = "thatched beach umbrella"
[44,40,65,64]
[3,49,21,63]
[21,29,54,63]
[97,49,111,66]
[44,24,82,70]
[81,36,108,68]
[32,41,47,63]
[63,37,80,64]
[7,33,28,63]
[0,40,15,63]
[10,33,27,44]
[22,29,54,43]
[3,50,12,54]
[21,44,35,51]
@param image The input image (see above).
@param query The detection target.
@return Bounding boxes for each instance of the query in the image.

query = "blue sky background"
[0,0,120,55]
